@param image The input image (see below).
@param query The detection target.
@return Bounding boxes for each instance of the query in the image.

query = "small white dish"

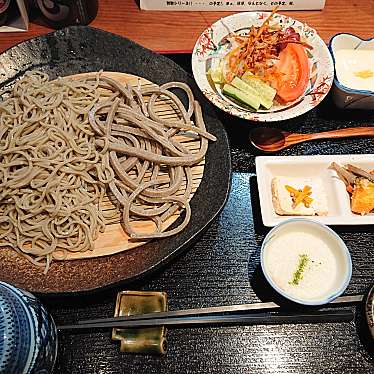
[329,33,374,109]
[192,11,334,122]
[255,154,374,227]
[260,219,352,305]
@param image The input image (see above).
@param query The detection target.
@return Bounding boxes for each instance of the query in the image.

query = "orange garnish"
[285,184,313,208]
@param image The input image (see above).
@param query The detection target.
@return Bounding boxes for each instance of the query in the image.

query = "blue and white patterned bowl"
[0,282,58,374]
[329,33,374,109]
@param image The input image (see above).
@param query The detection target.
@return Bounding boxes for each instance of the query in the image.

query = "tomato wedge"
[273,43,310,103]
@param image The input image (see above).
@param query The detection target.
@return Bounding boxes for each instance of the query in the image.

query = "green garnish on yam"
[289,254,310,286]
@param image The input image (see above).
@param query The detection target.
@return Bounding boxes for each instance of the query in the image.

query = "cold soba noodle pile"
[0,71,216,272]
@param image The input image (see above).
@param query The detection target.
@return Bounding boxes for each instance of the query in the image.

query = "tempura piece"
[351,178,374,215]
[330,162,374,215]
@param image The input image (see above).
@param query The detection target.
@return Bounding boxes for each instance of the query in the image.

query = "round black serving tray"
[0,26,231,295]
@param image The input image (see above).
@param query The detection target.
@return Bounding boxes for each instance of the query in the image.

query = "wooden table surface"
[0,0,373,54]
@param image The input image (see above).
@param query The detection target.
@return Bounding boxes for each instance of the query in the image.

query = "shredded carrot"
[223,7,312,85]
[347,184,354,194]
[255,7,279,40]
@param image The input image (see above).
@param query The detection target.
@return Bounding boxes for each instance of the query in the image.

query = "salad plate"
[192,12,334,122]
[256,154,374,227]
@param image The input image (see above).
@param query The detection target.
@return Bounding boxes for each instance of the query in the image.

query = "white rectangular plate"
[256,154,374,227]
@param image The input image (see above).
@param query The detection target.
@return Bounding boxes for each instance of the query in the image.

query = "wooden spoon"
[250,126,374,152]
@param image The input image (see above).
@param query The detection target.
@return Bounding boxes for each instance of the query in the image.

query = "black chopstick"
[74,294,363,326]
[57,309,354,331]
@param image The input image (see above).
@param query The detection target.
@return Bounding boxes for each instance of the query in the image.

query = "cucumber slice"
[209,67,224,84]
[231,76,275,110]
[222,84,261,110]
[231,76,258,96]
[242,76,276,101]
[208,60,225,84]
[241,72,277,108]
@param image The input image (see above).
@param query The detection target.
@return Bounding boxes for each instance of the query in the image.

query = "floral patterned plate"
[192,12,334,122]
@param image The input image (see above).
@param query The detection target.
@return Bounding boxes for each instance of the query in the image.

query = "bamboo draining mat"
[60,72,205,260]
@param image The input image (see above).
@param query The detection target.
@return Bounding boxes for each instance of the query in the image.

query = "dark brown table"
[1,2,373,373]
[36,51,373,373]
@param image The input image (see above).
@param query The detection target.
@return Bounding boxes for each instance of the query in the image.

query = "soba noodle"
[0,71,216,272]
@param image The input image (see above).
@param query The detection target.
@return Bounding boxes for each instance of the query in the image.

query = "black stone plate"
[0,26,231,295]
